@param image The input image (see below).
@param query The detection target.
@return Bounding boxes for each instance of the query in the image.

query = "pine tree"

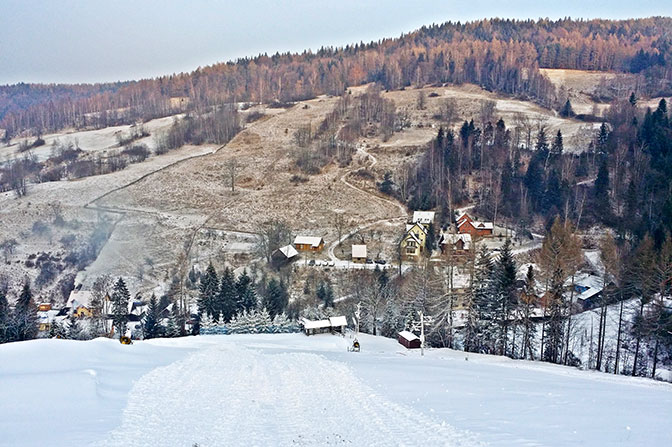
[110,277,130,338]
[551,130,563,156]
[217,267,237,322]
[166,305,182,337]
[236,270,257,312]
[13,281,38,341]
[520,266,538,359]
[263,278,288,319]
[560,99,574,118]
[494,239,517,356]
[66,313,83,340]
[0,288,9,343]
[198,262,219,319]
[49,319,66,339]
[465,246,496,353]
[142,294,161,339]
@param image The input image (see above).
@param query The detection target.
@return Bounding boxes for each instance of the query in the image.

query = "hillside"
[1,333,670,446]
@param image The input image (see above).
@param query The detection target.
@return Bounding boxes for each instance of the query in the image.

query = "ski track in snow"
[100,344,478,447]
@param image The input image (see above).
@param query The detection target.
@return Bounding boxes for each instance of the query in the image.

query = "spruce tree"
[520,266,538,359]
[110,277,130,338]
[594,158,611,221]
[551,130,563,156]
[49,319,66,339]
[465,246,496,353]
[142,294,161,339]
[236,270,257,312]
[66,313,83,340]
[494,239,517,356]
[198,262,219,319]
[217,267,237,322]
[14,281,38,341]
[0,288,9,343]
[560,99,574,118]
[263,278,289,319]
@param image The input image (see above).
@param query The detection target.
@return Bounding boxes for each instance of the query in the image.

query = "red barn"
[398,330,422,349]
[456,213,493,237]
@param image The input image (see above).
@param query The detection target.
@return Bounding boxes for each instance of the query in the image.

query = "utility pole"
[355,302,361,337]
[412,310,433,356]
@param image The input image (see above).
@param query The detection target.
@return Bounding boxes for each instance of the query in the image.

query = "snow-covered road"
[102,343,474,446]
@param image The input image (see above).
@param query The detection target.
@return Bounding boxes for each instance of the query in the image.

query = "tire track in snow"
[100,344,479,447]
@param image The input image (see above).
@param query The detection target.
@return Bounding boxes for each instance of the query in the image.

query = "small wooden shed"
[352,244,367,264]
[398,330,421,349]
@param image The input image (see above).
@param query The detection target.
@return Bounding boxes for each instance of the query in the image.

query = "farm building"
[401,222,428,260]
[271,244,299,265]
[301,316,348,335]
[352,245,367,263]
[294,236,325,252]
[456,213,493,237]
[398,331,421,349]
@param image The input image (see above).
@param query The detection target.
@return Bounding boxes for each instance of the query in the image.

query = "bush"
[122,143,150,163]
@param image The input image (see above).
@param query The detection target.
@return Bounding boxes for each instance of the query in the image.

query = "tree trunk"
[631,300,645,376]
[614,299,624,375]
[651,339,659,379]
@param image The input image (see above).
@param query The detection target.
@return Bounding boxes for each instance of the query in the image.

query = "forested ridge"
[2,17,671,138]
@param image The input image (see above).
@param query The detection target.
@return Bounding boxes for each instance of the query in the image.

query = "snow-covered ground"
[1,333,670,446]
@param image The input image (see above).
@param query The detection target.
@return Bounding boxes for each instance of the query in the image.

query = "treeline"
[4,17,671,138]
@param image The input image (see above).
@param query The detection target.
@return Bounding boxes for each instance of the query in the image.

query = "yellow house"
[402,222,428,260]
[73,306,93,318]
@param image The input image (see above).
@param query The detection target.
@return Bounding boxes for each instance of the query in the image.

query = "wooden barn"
[398,330,421,349]
[294,236,325,252]
[301,316,348,335]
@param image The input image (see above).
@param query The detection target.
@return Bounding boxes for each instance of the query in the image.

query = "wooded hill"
[2,17,671,138]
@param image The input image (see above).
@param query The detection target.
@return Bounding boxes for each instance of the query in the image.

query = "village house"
[401,222,428,260]
[66,290,94,318]
[456,213,494,237]
[412,211,436,229]
[352,245,367,264]
[294,236,325,252]
[439,233,472,257]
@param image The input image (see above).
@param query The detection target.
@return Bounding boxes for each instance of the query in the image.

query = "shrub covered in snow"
[199,309,300,335]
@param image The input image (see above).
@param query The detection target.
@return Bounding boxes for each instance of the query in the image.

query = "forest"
[2,17,672,138]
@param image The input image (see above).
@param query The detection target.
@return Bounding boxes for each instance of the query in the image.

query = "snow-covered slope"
[1,334,671,446]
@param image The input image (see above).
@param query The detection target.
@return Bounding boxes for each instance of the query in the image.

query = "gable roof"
[441,233,472,249]
[398,330,420,342]
[412,211,435,225]
[352,244,367,258]
[278,244,299,258]
[294,236,324,247]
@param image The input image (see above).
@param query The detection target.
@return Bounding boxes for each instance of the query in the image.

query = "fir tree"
[425,222,436,256]
[66,313,83,340]
[465,246,496,353]
[236,269,257,312]
[217,267,238,322]
[110,277,130,338]
[551,130,563,156]
[560,99,574,118]
[49,319,66,339]
[494,239,517,356]
[520,266,538,359]
[263,278,289,319]
[198,262,219,319]
[13,281,38,341]
[142,294,161,339]
[594,158,611,221]
[0,288,9,343]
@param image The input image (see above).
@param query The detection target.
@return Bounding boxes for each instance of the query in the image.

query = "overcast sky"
[1,0,670,85]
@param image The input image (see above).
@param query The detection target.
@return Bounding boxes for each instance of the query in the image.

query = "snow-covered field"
[1,333,670,446]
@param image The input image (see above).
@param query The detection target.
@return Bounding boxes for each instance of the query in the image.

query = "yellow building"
[402,222,428,260]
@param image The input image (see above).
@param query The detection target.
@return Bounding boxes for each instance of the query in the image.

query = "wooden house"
[301,316,348,335]
[294,236,325,252]
[398,330,421,349]
[271,244,299,265]
[401,222,427,260]
[456,213,493,237]
[439,233,472,257]
[67,290,94,318]
[352,245,367,263]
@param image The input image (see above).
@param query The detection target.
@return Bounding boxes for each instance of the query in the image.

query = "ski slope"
[1,334,671,446]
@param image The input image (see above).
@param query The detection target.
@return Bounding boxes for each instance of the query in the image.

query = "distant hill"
[2,17,671,137]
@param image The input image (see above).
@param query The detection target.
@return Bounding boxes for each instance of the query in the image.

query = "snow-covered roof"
[328,316,347,327]
[352,245,367,259]
[278,245,298,258]
[406,222,427,234]
[294,236,324,247]
[66,290,93,309]
[441,233,472,249]
[457,219,493,230]
[405,231,423,245]
[570,273,604,302]
[412,211,435,225]
[302,319,332,329]
[398,330,420,342]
